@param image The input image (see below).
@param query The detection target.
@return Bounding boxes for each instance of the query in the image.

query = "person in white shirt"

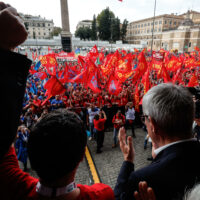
[87,104,99,140]
[125,102,136,137]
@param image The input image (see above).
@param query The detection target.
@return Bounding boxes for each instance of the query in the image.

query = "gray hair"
[142,83,194,137]
[184,184,200,200]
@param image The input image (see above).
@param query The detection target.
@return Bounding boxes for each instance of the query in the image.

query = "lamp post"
[151,0,157,53]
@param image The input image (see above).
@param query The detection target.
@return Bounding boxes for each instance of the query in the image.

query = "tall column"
[60,0,72,52]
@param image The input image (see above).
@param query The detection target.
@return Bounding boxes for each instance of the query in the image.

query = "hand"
[0,2,28,51]
[118,127,135,163]
[134,181,156,200]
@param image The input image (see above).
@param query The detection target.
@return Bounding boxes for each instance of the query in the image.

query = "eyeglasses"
[141,114,149,122]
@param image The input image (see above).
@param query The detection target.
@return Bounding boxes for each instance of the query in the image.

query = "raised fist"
[0,2,28,50]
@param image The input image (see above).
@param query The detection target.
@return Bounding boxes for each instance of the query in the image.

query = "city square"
[0,0,200,200]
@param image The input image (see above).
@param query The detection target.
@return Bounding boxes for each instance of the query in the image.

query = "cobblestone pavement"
[19,128,152,189]
[87,128,152,189]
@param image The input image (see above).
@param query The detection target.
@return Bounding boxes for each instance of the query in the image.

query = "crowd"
[0,2,200,200]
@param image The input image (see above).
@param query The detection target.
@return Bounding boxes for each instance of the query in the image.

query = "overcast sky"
[4,0,200,33]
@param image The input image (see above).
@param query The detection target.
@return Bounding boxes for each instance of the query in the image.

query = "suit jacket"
[0,48,31,160]
[114,140,200,200]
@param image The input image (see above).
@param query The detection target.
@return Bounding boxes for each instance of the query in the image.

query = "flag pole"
[151,0,157,53]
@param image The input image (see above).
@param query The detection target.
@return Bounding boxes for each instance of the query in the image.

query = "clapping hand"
[118,127,135,163]
[0,2,28,51]
[134,181,156,200]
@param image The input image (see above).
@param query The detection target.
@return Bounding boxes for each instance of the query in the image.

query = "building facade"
[126,10,200,52]
[76,20,93,30]
[21,14,54,39]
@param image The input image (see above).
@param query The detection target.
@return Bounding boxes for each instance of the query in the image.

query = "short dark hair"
[94,114,99,120]
[28,109,87,181]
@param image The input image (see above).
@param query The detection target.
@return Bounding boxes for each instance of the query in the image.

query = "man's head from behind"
[28,109,87,182]
[142,83,194,139]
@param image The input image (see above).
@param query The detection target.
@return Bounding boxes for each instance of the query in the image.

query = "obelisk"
[60,0,72,52]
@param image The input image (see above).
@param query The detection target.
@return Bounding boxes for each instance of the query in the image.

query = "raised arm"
[0,2,31,159]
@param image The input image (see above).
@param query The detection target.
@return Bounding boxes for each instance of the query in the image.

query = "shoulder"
[77,183,114,200]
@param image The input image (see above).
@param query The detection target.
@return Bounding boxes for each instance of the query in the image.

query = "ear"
[149,117,159,135]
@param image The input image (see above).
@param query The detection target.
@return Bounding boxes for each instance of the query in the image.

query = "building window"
[38,23,40,27]
[174,21,177,25]
[162,43,164,47]
[138,24,140,28]
[151,22,153,25]
[141,24,143,27]
[155,21,158,25]
[144,23,146,27]
[159,28,161,32]
[189,42,191,47]
[159,21,162,24]
[43,23,45,27]
[165,21,167,24]
[38,32,40,35]
[48,24,50,26]
[169,21,172,25]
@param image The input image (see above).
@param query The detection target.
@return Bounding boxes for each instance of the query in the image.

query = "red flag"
[88,45,99,62]
[134,83,140,112]
[141,69,150,95]
[107,74,122,96]
[151,51,165,71]
[40,54,58,76]
[86,59,101,93]
[71,69,88,84]
[44,76,66,98]
[133,52,148,85]
[162,64,171,83]
[188,73,199,87]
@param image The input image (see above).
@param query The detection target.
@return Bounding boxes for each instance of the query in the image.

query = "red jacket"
[0,147,114,200]
[112,114,125,129]
[94,118,106,131]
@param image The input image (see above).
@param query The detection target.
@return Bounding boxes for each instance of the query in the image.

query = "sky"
[4,0,200,34]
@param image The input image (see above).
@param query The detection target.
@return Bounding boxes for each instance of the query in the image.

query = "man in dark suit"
[114,83,200,200]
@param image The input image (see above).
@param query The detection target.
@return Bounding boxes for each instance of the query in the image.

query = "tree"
[85,27,92,40]
[91,15,97,41]
[121,19,128,43]
[50,27,62,37]
[97,7,114,41]
[75,27,92,40]
[111,17,121,42]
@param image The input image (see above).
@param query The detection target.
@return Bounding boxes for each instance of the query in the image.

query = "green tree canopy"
[91,15,97,41]
[97,7,114,41]
[50,27,62,37]
[111,17,121,42]
[75,27,92,40]
[121,19,128,43]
